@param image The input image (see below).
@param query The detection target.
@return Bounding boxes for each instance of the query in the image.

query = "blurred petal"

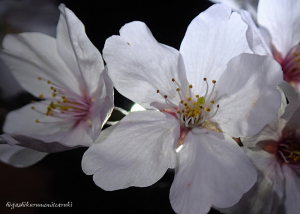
[258,0,300,57]
[0,142,47,168]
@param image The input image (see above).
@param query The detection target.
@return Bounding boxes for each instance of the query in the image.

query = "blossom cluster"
[0,0,299,213]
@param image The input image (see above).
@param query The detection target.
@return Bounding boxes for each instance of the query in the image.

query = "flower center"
[157,78,220,130]
[278,43,300,84]
[31,77,91,125]
[277,133,300,167]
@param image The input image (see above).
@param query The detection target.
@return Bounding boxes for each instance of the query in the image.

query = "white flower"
[0,4,114,167]
[225,0,300,92]
[220,81,300,214]
[82,4,282,214]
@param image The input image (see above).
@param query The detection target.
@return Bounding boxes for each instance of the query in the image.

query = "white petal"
[89,67,114,141]
[170,129,256,214]
[257,0,300,58]
[56,4,81,80]
[3,101,92,147]
[0,142,47,168]
[241,85,287,147]
[213,53,283,137]
[3,101,72,136]
[240,10,271,55]
[103,21,187,110]
[58,5,104,96]
[82,111,179,190]
[180,4,252,94]
[0,33,81,97]
[220,148,285,214]
[282,165,300,214]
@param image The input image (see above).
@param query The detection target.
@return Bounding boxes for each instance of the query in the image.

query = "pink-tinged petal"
[282,165,300,214]
[220,148,285,214]
[240,10,271,55]
[82,111,179,190]
[213,53,282,137]
[3,101,92,147]
[258,0,300,58]
[58,5,104,96]
[89,67,114,141]
[0,143,47,168]
[279,81,300,122]
[170,129,256,214]
[0,32,81,97]
[180,4,251,94]
[103,21,187,110]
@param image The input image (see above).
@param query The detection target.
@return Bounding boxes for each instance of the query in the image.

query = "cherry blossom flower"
[219,82,300,214]
[211,0,300,92]
[82,4,282,214]
[0,4,114,167]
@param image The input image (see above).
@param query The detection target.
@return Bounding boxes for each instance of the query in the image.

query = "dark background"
[0,0,223,213]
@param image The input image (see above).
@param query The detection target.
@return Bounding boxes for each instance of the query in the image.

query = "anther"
[38,77,42,80]
[35,119,39,123]
[217,104,219,108]
[176,88,180,91]
[31,106,35,110]
[189,85,193,88]
[211,100,215,104]
[212,80,216,84]
[187,97,191,101]
[172,78,175,82]
[164,95,167,98]
[52,93,56,97]
[206,108,211,112]
[157,90,159,93]
[196,95,199,98]
[180,100,184,104]
[39,94,43,98]
[203,78,206,81]
[47,80,51,84]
